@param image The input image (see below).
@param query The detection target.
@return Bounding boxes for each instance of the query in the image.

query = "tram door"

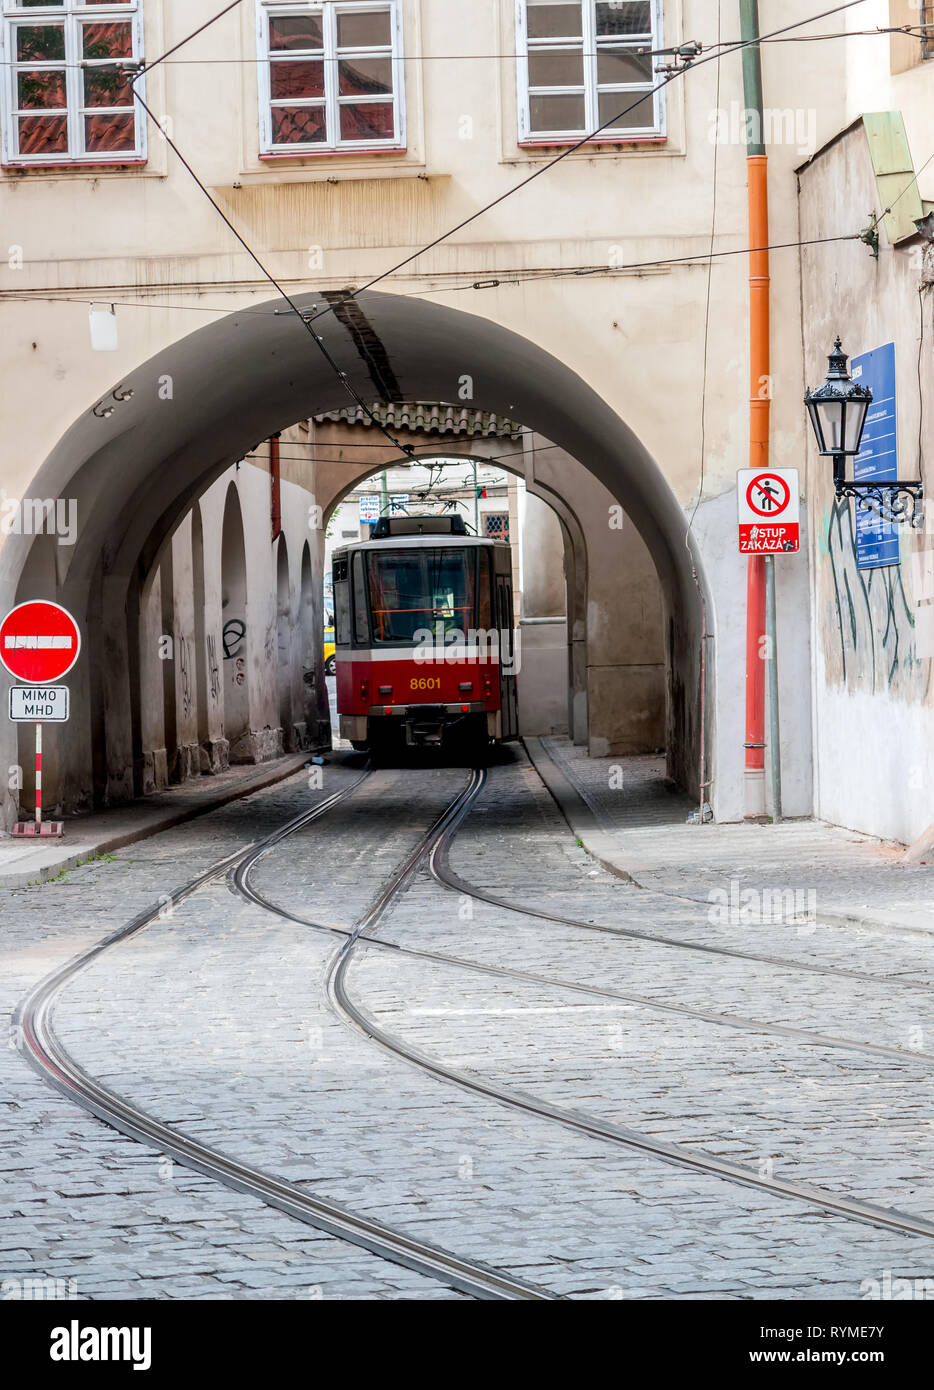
[495,569,519,740]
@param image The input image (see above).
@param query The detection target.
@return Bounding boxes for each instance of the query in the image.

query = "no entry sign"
[0,601,81,683]
[737,469,800,554]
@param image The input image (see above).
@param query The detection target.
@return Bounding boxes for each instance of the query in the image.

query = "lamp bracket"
[834,479,925,528]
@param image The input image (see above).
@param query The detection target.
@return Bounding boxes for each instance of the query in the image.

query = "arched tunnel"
[0,289,711,825]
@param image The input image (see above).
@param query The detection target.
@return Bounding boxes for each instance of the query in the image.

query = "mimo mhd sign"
[9,686,70,723]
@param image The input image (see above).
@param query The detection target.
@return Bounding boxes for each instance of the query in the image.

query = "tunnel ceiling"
[2,290,705,617]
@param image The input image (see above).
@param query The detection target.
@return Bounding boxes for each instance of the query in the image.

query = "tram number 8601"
[410,678,441,692]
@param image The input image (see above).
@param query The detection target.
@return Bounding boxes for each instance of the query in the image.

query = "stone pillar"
[516,487,569,737]
[138,568,168,794]
[99,572,136,804]
[197,485,229,774]
[171,518,200,781]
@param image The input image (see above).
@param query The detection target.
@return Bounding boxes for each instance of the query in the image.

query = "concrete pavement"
[526,737,934,940]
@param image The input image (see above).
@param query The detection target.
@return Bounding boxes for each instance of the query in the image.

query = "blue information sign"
[850,343,899,570]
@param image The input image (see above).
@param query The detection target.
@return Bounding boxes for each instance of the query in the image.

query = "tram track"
[239,765,934,1247]
[15,754,934,1306]
[246,799,934,1068]
[430,770,934,995]
[14,768,555,1303]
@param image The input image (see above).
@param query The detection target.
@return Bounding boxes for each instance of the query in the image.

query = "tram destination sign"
[9,685,69,723]
[737,468,800,554]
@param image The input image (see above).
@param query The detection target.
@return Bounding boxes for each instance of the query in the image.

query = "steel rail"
[429,775,934,994]
[313,770,934,1245]
[14,770,553,1303]
[243,810,934,1068]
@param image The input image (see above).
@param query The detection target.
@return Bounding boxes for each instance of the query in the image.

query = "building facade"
[0,1,931,840]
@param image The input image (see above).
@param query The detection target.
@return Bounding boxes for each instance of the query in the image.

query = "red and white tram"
[332,515,518,754]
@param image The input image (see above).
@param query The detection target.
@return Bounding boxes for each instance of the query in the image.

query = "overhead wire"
[0,232,878,317]
[3,22,925,69]
[303,0,876,327]
[12,0,931,481]
[688,0,722,544]
[128,0,420,466]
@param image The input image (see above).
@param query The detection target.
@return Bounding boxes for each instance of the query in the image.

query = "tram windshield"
[366,548,487,644]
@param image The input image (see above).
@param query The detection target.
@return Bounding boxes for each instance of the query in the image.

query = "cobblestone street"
[3,748,933,1301]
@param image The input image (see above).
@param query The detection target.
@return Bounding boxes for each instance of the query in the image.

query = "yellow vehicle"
[324,624,336,677]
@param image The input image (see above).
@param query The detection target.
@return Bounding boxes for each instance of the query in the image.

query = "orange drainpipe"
[741,1,769,818]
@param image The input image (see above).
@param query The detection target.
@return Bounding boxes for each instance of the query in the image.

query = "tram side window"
[333,557,351,646]
[352,553,370,644]
[478,552,493,630]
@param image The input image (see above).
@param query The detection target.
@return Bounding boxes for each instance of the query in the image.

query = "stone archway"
[0,290,711,823]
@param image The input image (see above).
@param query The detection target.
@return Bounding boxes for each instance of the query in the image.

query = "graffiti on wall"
[222,618,245,660]
[207,634,221,703]
[822,501,924,695]
[178,635,193,719]
[222,618,247,689]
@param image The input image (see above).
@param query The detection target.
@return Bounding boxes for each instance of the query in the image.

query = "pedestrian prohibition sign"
[0,600,81,684]
[736,468,800,554]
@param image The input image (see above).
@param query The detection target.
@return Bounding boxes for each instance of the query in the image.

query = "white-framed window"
[257,1,405,155]
[1,1,145,167]
[516,0,664,144]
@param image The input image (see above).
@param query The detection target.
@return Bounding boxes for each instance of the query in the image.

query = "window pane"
[15,25,65,63]
[85,111,135,151]
[352,554,369,644]
[334,580,351,646]
[13,1,65,7]
[595,2,652,37]
[367,550,476,644]
[17,69,66,110]
[597,48,653,83]
[529,93,585,131]
[598,89,654,127]
[82,22,133,60]
[17,113,68,154]
[337,9,392,48]
[528,47,584,86]
[527,2,583,39]
[340,101,395,141]
[271,104,327,144]
[84,66,133,107]
[269,14,323,51]
[270,60,325,100]
[338,57,394,96]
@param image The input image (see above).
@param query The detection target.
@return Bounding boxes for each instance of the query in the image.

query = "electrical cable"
[127,2,419,466]
[5,22,925,69]
[0,233,873,316]
[687,0,722,546]
[436,234,863,294]
[304,0,874,327]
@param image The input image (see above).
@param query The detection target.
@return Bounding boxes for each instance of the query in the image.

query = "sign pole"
[35,721,42,830]
[764,556,782,823]
[0,600,81,839]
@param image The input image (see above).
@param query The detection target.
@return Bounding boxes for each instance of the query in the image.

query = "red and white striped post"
[35,722,42,829]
